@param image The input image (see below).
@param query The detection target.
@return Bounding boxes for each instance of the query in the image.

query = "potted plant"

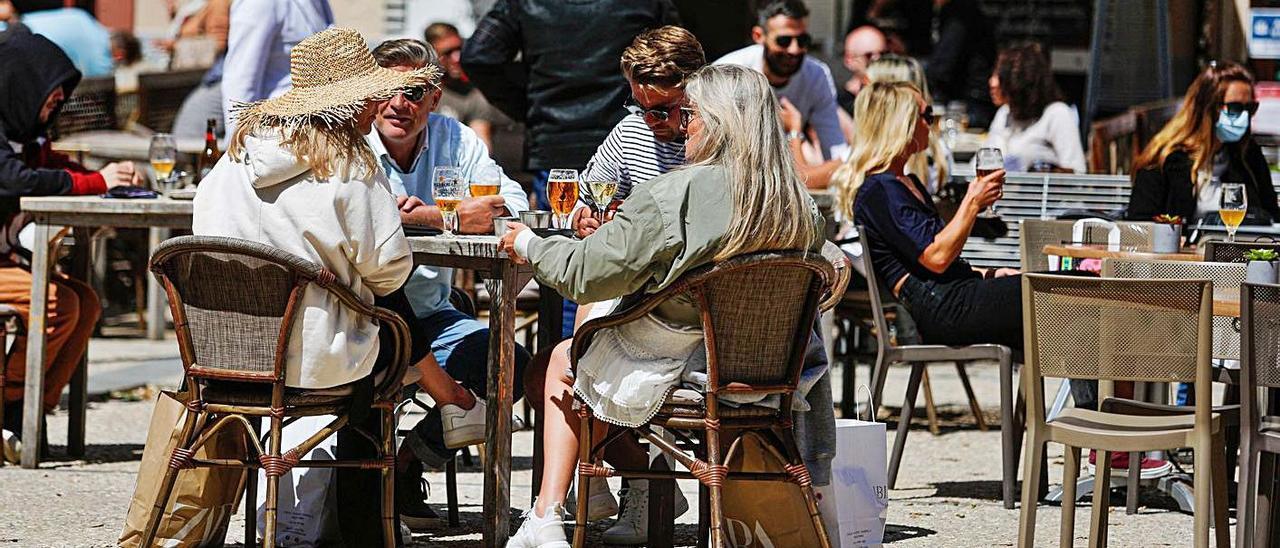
[1245,248,1280,284]
[1151,214,1183,253]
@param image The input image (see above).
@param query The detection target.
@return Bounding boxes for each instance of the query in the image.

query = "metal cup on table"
[493,215,518,235]
[519,210,552,229]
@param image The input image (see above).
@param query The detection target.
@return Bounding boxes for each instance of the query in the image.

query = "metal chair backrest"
[1020,219,1075,272]
[137,69,206,133]
[1022,273,1211,387]
[52,76,117,139]
[1103,258,1244,358]
[1204,240,1280,264]
[149,235,338,383]
[1243,282,1280,389]
[856,227,898,353]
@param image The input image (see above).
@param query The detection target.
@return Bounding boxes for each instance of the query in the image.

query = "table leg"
[66,227,92,457]
[146,228,169,340]
[536,282,563,352]
[20,223,54,468]
[484,265,524,547]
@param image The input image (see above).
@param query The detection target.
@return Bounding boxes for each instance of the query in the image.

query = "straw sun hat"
[233,27,440,130]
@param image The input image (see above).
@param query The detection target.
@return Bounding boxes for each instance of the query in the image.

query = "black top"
[854,172,980,289]
[1127,144,1280,226]
[0,27,82,209]
[924,0,996,127]
[461,0,681,171]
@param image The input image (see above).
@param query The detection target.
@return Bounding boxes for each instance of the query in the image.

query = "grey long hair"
[683,64,818,260]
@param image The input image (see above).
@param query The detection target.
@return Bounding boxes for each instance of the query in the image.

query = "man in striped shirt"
[573,26,705,238]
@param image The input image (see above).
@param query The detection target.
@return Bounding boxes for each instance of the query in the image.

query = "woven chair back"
[137,69,206,133]
[1203,240,1280,264]
[1244,283,1280,388]
[1023,274,1210,383]
[150,236,325,382]
[667,252,828,392]
[52,76,118,139]
[1019,219,1075,272]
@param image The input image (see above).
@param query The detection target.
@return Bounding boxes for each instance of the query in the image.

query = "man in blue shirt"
[366,38,531,529]
[14,5,112,78]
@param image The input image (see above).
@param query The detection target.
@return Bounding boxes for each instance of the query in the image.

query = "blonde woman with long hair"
[1127,61,1279,224]
[836,81,1028,352]
[864,54,951,193]
[499,64,826,548]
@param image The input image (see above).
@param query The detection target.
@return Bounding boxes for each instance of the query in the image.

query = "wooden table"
[407,235,531,548]
[19,196,193,467]
[1042,243,1203,263]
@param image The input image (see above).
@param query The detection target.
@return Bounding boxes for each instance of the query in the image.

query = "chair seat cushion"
[654,388,780,420]
[200,380,354,407]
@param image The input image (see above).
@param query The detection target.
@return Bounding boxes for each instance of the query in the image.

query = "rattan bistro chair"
[1234,282,1280,547]
[1018,274,1228,548]
[142,236,412,548]
[858,228,1024,509]
[569,251,835,548]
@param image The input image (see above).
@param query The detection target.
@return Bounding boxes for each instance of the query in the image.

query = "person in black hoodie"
[1128,61,1280,227]
[0,27,137,461]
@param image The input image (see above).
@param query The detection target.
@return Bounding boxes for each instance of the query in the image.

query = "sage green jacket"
[526,164,826,326]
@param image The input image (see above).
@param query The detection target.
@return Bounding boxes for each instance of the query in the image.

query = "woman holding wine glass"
[1127,61,1280,228]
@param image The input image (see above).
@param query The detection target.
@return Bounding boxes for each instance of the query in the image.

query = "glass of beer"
[470,165,502,198]
[584,179,619,223]
[433,166,465,237]
[974,147,1004,218]
[1219,182,1248,242]
[547,168,579,230]
[149,133,178,194]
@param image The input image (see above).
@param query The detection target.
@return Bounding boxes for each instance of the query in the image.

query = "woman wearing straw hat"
[192,27,438,544]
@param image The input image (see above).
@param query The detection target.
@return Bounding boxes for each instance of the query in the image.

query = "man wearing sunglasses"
[364,38,533,531]
[715,0,849,161]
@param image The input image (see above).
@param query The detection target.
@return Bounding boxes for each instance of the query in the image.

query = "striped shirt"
[581,115,685,201]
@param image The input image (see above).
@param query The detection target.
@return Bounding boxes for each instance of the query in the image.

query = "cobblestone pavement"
[0,345,1210,546]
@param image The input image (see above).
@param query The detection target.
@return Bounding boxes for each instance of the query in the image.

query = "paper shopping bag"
[119,391,247,547]
[830,417,889,547]
[721,432,826,547]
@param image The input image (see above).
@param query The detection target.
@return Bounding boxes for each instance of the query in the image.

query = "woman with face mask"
[1127,61,1280,226]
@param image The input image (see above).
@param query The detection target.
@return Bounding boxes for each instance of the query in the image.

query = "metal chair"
[569,251,834,548]
[51,76,118,140]
[136,69,207,133]
[1019,219,1076,272]
[1017,274,1228,548]
[1103,259,1245,360]
[1203,240,1280,264]
[859,228,1024,509]
[1235,282,1280,547]
[142,236,412,548]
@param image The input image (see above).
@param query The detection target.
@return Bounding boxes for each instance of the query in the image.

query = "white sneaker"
[565,476,620,521]
[2,429,19,464]
[440,395,486,449]
[509,500,571,548]
[601,480,690,545]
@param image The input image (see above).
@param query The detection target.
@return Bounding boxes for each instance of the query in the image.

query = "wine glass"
[470,165,502,198]
[1219,182,1248,242]
[432,166,465,237]
[149,134,178,195]
[547,168,579,230]
[974,147,1004,218]
[584,179,619,223]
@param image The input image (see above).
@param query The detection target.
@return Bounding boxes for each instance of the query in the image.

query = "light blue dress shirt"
[221,0,333,134]
[22,9,113,78]
[366,113,529,318]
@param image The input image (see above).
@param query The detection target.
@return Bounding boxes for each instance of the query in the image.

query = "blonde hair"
[863,55,949,191]
[833,81,921,219]
[683,64,818,260]
[621,26,706,89]
[228,114,378,181]
[1134,61,1254,190]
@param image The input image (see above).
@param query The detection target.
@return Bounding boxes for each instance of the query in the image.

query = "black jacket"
[461,0,680,171]
[1127,143,1280,225]
[924,0,996,127]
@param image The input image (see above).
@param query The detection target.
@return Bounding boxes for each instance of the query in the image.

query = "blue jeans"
[531,169,551,210]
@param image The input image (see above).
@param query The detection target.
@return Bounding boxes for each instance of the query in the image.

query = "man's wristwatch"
[786,130,804,142]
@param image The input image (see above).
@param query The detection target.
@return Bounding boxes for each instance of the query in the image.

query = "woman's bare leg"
[535,339,589,513]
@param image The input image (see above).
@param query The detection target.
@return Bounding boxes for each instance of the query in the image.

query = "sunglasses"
[679,107,697,129]
[625,97,681,122]
[399,86,429,103]
[1223,101,1259,116]
[919,105,935,125]
[773,33,813,50]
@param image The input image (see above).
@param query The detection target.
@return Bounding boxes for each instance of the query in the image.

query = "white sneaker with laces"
[440,394,487,449]
[2,429,19,464]
[564,476,620,521]
[509,500,571,548]
[601,479,690,545]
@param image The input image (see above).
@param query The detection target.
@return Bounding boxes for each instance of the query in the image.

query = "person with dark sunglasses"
[715,0,849,162]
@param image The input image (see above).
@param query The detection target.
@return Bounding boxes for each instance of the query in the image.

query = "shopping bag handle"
[857,384,876,422]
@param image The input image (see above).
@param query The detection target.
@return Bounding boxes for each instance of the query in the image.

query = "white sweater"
[193,133,412,389]
[984,102,1087,173]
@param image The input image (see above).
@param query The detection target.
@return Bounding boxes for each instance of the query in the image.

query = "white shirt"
[714,44,850,161]
[984,102,1087,173]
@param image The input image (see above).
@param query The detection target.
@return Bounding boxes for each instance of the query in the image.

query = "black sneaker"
[397,459,440,531]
